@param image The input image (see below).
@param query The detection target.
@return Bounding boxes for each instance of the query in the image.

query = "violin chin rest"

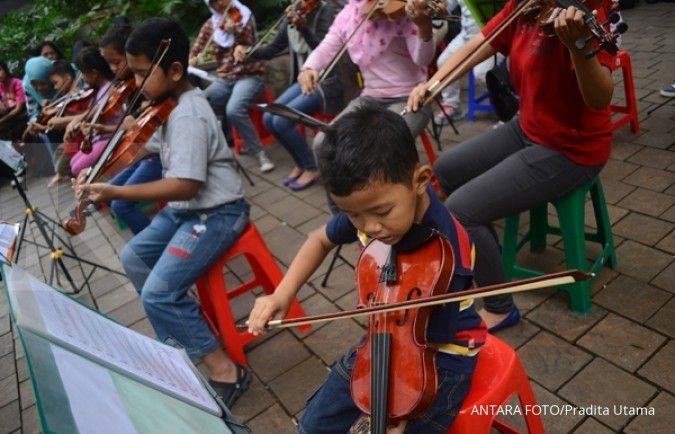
[393,225,439,252]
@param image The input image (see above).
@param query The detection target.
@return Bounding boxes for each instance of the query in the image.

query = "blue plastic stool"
[467,67,495,122]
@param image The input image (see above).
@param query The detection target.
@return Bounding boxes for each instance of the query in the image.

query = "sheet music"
[0,222,19,263]
[9,268,221,416]
[0,140,24,172]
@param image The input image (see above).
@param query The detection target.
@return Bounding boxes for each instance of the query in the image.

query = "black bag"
[486,63,519,122]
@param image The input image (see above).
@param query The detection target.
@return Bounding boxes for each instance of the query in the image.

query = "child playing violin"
[247,104,486,433]
[190,0,275,173]
[74,17,253,408]
[100,23,163,234]
[233,0,343,191]
[407,0,616,331]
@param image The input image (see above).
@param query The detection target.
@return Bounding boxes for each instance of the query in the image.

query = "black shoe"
[208,364,252,408]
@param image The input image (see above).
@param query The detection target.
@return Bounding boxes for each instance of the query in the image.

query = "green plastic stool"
[501,178,617,314]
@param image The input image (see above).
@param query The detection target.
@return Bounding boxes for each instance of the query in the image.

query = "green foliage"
[0,0,289,76]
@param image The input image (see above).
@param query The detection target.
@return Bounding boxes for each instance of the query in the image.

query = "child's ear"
[413,164,433,195]
[169,61,184,82]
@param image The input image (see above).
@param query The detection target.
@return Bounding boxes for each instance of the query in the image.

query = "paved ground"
[1,3,673,433]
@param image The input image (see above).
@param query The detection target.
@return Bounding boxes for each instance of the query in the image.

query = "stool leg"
[514,360,546,434]
[555,199,592,314]
[529,207,548,252]
[621,54,640,133]
[590,180,618,269]
[502,215,520,281]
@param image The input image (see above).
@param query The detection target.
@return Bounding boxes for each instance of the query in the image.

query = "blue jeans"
[205,76,264,155]
[109,157,163,234]
[263,83,320,171]
[299,346,472,434]
[120,199,250,358]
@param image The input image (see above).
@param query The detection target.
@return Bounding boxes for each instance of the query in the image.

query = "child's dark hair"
[32,41,64,60]
[125,18,189,74]
[317,104,419,197]
[100,23,133,54]
[48,60,76,78]
[0,61,10,77]
[76,46,114,80]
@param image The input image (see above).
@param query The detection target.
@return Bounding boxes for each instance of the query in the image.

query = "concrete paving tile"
[0,401,21,434]
[268,356,329,415]
[96,285,139,314]
[624,392,675,434]
[600,179,636,205]
[15,358,27,383]
[615,240,672,282]
[645,297,675,338]
[572,417,614,433]
[651,261,674,293]
[511,287,557,316]
[251,186,291,208]
[262,224,306,268]
[518,331,592,391]
[611,142,643,161]
[18,380,33,410]
[612,213,672,245]
[230,375,276,423]
[296,213,330,236]
[311,263,356,301]
[248,330,310,382]
[617,188,674,217]
[624,166,675,192]
[20,405,39,434]
[578,314,666,372]
[637,340,675,395]
[0,374,18,408]
[252,213,282,234]
[559,358,656,431]
[246,403,296,434]
[594,275,670,323]
[0,333,12,357]
[527,293,607,341]
[88,273,128,298]
[655,229,674,254]
[628,147,675,169]
[107,298,147,327]
[264,195,323,228]
[0,354,13,381]
[303,320,364,366]
[491,319,540,349]
[129,318,156,338]
[0,316,9,336]
[600,159,640,182]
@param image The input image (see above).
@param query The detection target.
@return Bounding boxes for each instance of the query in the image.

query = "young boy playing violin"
[99,22,163,234]
[247,104,486,434]
[74,17,253,407]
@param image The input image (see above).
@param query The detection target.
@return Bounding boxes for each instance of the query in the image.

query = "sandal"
[208,364,252,407]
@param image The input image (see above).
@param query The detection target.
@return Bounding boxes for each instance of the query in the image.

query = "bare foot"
[477,308,510,329]
[295,170,319,185]
[47,174,64,188]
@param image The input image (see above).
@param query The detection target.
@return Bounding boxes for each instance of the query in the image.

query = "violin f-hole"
[396,287,422,326]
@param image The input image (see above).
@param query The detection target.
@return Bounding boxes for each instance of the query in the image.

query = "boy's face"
[49,73,72,94]
[81,70,99,87]
[31,80,51,95]
[100,46,129,80]
[126,52,180,101]
[331,165,433,245]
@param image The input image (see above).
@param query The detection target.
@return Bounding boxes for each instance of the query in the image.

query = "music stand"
[1,143,124,304]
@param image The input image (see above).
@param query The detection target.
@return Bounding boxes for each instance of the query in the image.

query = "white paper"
[8,267,221,416]
[0,222,19,263]
[0,140,24,172]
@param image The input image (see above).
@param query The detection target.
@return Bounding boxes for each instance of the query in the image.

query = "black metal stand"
[11,173,124,304]
[233,156,255,187]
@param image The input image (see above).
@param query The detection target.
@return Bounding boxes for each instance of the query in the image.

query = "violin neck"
[371,332,391,434]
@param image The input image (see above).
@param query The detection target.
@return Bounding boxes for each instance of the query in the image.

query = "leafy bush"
[0,0,288,76]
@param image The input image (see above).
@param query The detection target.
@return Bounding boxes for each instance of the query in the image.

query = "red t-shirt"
[482,0,614,166]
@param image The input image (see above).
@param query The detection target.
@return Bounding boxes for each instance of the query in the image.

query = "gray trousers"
[435,118,604,314]
[313,95,432,213]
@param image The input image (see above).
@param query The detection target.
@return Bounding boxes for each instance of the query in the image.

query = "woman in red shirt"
[407,0,616,330]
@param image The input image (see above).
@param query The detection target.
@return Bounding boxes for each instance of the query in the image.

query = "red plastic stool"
[232,87,277,154]
[196,223,310,366]
[610,50,639,133]
[447,335,545,434]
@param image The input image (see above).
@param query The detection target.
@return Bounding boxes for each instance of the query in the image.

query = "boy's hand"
[247,292,293,335]
[233,45,249,63]
[298,69,319,95]
[554,6,593,53]
[64,120,80,141]
[407,82,429,113]
[72,177,115,203]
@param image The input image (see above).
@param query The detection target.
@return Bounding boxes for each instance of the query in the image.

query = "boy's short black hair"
[48,59,76,78]
[100,23,133,54]
[317,104,419,197]
[76,46,114,80]
[125,18,189,75]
